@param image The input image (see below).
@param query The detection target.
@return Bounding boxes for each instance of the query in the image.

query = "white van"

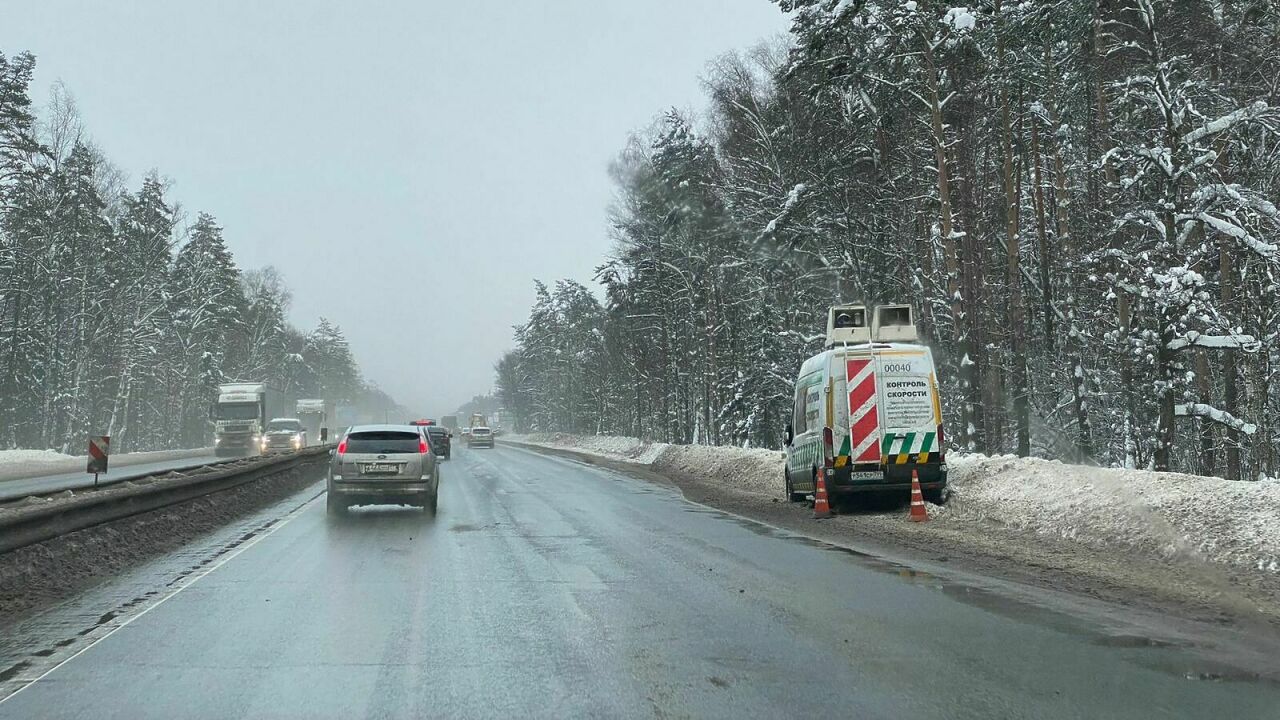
[784,305,948,503]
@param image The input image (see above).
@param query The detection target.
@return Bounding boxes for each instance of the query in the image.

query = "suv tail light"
[337,439,347,455]
[419,438,429,454]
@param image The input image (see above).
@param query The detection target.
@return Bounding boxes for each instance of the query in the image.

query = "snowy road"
[2,446,1278,718]
[0,452,225,502]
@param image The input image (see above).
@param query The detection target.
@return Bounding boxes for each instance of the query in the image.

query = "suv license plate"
[848,471,883,480]
[362,463,399,474]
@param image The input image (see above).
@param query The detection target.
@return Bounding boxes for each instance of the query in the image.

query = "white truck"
[212,383,273,456]
[783,305,948,504]
[295,399,332,445]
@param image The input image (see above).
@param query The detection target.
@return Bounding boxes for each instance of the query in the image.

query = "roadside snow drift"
[0,447,216,484]
[506,434,1279,576]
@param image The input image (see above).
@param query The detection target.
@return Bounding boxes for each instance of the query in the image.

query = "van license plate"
[849,471,883,480]
[362,463,398,474]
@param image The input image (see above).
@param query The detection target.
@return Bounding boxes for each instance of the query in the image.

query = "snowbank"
[507,433,669,464]
[504,433,1279,576]
[0,447,215,483]
[0,449,75,467]
[938,455,1280,574]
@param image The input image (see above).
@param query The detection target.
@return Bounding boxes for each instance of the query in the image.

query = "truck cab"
[213,383,269,456]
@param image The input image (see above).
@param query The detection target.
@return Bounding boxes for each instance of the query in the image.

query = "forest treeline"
[0,51,400,452]
[497,0,1280,480]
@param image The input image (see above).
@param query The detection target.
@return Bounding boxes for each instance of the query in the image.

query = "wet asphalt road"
[0,453,223,501]
[2,445,1279,719]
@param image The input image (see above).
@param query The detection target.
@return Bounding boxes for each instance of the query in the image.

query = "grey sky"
[3,1,788,415]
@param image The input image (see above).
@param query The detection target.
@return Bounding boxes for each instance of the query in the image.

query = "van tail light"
[337,439,347,455]
[821,426,834,469]
[419,438,429,454]
[936,424,945,459]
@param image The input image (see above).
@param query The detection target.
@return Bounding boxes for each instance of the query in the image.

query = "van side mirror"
[784,423,794,446]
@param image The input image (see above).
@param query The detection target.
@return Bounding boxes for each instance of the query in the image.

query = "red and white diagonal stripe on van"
[846,358,881,463]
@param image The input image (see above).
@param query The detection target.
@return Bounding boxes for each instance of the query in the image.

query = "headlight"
[332,474,343,481]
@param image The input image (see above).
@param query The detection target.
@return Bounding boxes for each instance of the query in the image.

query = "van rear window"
[345,431,421,453]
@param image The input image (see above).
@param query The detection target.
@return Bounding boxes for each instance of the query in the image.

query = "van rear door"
[876,349,942,464]
[842,351,883,468]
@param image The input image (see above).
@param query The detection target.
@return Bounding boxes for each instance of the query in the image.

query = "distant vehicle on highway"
[212,382,295,456]
[425,425,451,460]
[408,418,435,426]
[295,399,331,446]
[468,426,494,449]
[262,418,306,454]
[327,424,439,515]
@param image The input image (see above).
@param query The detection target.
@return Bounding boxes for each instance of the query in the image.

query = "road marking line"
[0,490,324,705]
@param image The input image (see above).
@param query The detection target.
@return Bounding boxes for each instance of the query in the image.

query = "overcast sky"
[3,1,789,415]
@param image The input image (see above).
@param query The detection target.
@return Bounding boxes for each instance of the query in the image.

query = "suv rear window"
[345,431,422,454]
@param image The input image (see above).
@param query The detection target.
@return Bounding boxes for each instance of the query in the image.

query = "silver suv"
[468,426,494,448]
[262,417,305,454]
[327,425,439,515]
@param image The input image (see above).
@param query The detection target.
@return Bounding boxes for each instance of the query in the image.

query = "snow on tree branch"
[1182,101,1272,146]
[1166,331,1260,352]
[1174,403,1257,435]
[1198,212,1278,258]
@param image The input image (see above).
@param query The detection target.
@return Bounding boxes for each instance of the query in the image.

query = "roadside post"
[320,427,328,443]
[87,435,110,487]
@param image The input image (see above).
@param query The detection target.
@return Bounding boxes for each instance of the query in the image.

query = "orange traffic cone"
[813,468,833,519]
[908,468,928,522]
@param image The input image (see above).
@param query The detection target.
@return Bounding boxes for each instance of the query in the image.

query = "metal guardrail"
[0,456,236,504]
[0,446,331,554]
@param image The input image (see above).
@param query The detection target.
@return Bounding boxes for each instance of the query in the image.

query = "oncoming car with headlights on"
[261,417,306,454]
[327,424,440,515]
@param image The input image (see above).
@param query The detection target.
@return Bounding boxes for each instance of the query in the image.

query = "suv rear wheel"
[326,493,347,516]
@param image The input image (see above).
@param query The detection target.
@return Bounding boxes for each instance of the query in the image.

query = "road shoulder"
[501,439,1280,634]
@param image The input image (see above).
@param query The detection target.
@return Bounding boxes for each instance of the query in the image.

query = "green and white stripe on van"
[880,431,937,465]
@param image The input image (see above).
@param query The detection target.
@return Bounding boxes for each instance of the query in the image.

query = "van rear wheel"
[785,470,806,503]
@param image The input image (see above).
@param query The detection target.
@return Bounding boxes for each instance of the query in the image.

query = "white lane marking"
[0,490,325,705]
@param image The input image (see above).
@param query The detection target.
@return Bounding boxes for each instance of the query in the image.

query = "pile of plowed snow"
[937,454,1280,574]
[0,449,75,465]
[510,433,668,464]
[505,433,1279,575]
